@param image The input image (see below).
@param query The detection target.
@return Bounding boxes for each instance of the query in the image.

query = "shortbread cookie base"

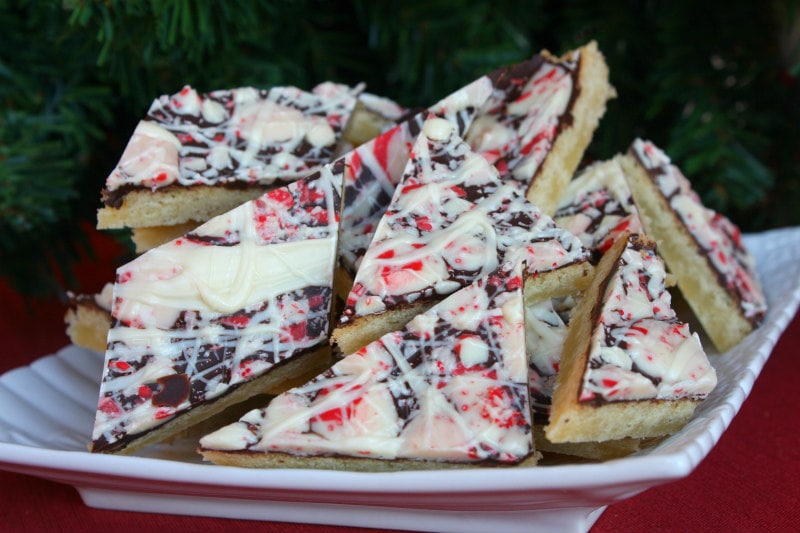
[199,446,538,472]
[97,185,270,230]
[64,304,110,353]
[619,155,755,352]
[545,235,700,443]
[533,425,645,461]
[341,99,401,148]
[522,261,594,306]
[333,262,356,306]
[130,221,201,252]
[331,302,423,357]
[92,346,332,455]
[526,41,616,216]
[97,99,389,234]
[332,262,593,357]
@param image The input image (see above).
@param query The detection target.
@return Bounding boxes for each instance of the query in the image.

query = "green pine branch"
[1,0,798,299]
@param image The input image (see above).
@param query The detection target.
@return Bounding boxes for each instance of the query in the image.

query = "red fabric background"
[1,226,798,533]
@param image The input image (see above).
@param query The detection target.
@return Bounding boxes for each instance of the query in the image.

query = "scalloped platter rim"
[1,227,799,533]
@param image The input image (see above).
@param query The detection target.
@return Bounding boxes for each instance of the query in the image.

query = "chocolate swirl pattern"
[466,54,576,187]
[91,172,342,453]
[339,117,589,324]
[580,236,717,403]
[338,76,493,278]
[629,139,767,325]
[526,296,575,415]
[103,82,359,200]
[199,263,533,465]
[554,158,643,258]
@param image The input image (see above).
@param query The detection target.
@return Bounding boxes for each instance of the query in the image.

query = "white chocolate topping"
[630,138,767,323]
[525,296,576,415]
[199,264,533,464]
[109,121,182,190]
[338,76,494,277]
[466,54,577,187]
[422,116,455,141]
[580,236,717,403]
[113,237,333,323]
[93,282,115,311]
[91,171,342,452]
[339,117,588,324]
[357,92,407,122]
[104,82,359,193]
[554,158,643,255]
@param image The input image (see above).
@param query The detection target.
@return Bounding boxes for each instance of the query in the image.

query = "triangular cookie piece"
[466,41,615,215]
[553,157,644,259]
[620,139,767,352]
[65,78,494,355]
[546,233,717,443]
[91,170,343,454]
[198,262,535,470]
[526,295,652,461]
[97,82,360,239]
[333,117,592,356]
[337,76,493,299]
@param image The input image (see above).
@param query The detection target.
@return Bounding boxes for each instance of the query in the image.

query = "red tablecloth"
[1,226,798,533]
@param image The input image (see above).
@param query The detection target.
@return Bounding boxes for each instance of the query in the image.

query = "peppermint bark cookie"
[91,170,343,454]
[525,295,651,461]
[466,41,615,215]
[620,139,767,352]
[199,263,535,470]
[66,78,493,353]
[546,233,717,443]
[97,82,360,250]
[525,295,576,417]
[339,91,408,150]
[337,76,493,300]
[553,157,644,260]
[333,117,592,356]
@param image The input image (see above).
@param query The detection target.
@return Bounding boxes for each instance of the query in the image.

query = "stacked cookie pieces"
[79,39,759,468]
[97,82,363,252]
[199,262,536,470]
[467,40,615,215]
[198,115,595,469]
[89,68,496,456]
[525,162,651,459]
[527,157,645,419]
[332,117,593,356]
[336,75,495,300]
[66,76,491,358]
[528,137,766,455]
[91,170,343,454]
[553,157,644,259]
[621,138,767,352]
[68,40,614,357]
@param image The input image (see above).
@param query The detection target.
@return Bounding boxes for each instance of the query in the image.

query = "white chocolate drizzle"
[339,117,589,324]
[629,138,767,324]
[580,236,717,403]
[199,263,533,464]
[91,170,342,452]
[466,54,577,188]
[554,157,643,256]
[104,83,360,193]
[338,76,494,276]
[526,295,576,415]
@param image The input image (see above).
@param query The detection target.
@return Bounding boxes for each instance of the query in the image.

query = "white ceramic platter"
[1,227,799,533]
